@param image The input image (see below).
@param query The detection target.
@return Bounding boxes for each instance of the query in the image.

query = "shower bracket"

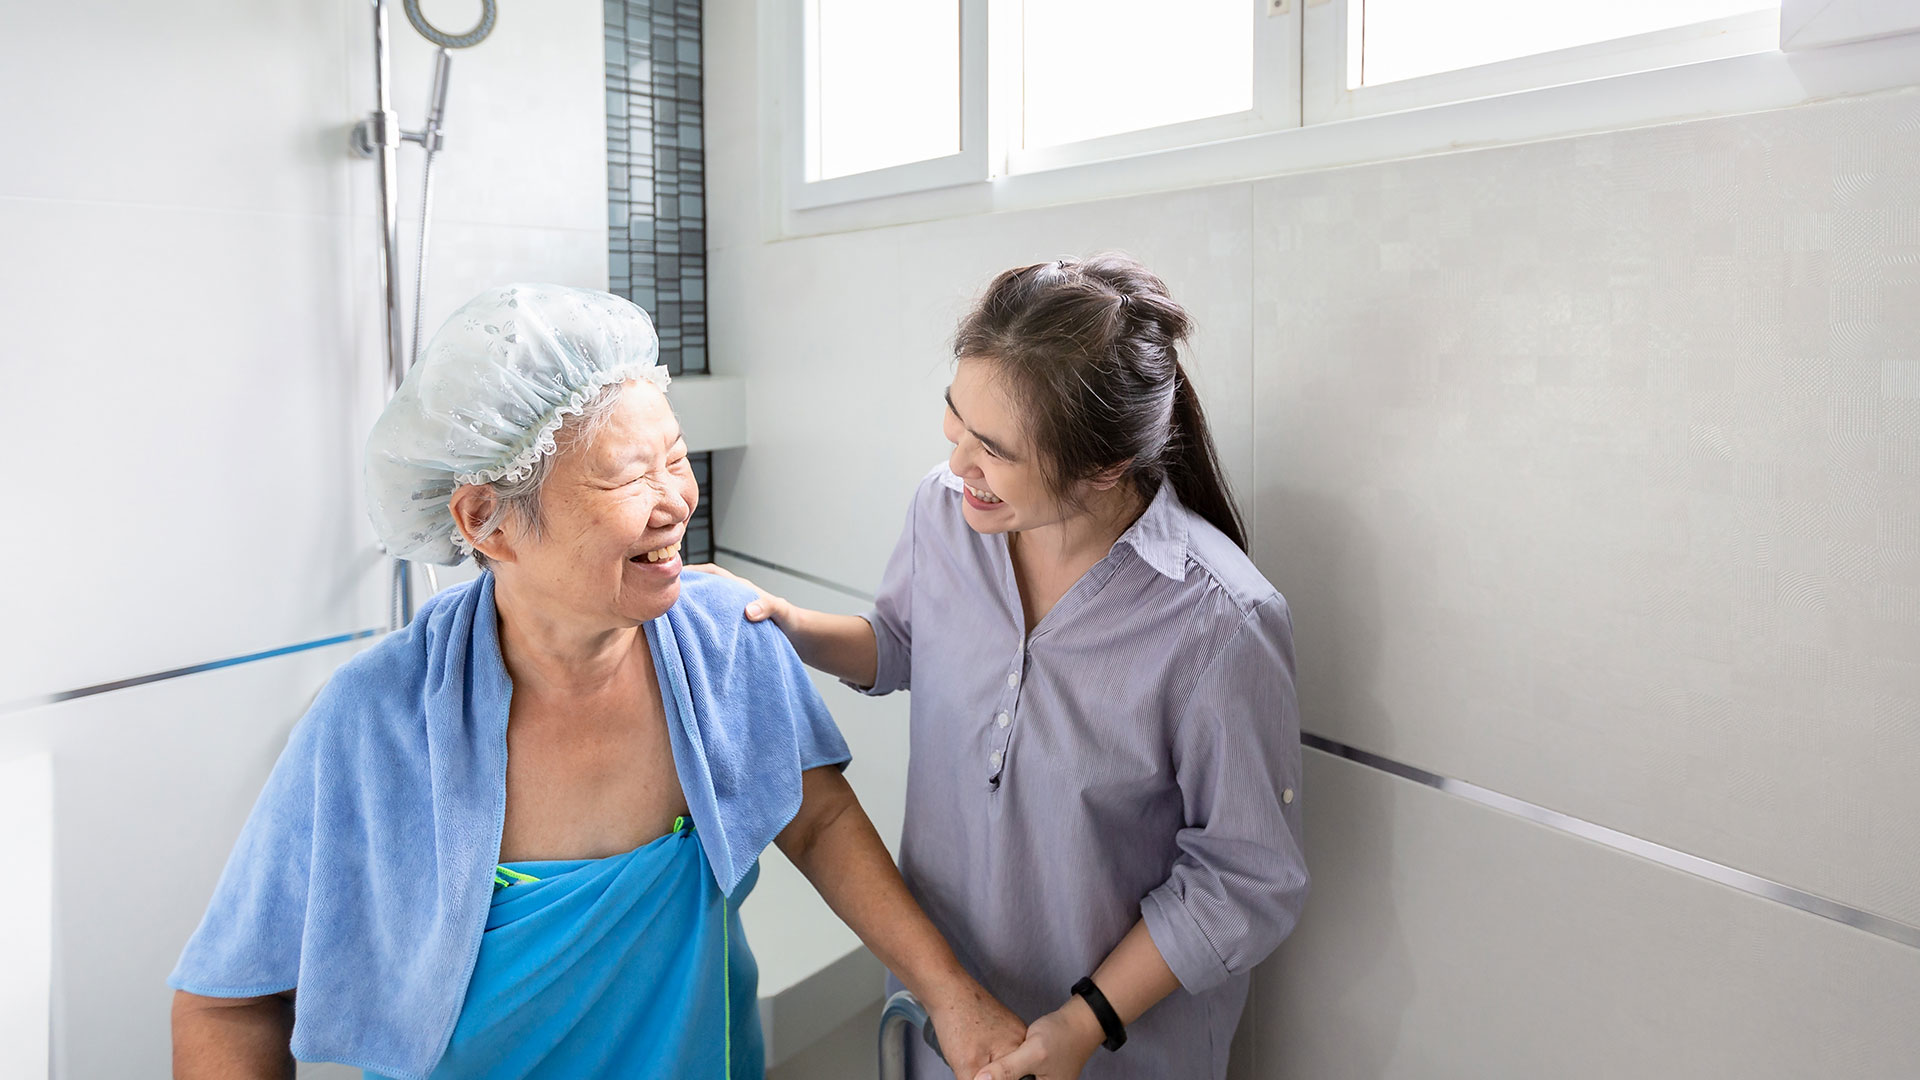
[350,110,445,159]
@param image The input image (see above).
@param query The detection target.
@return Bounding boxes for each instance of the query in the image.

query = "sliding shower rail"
[351,0,495,629]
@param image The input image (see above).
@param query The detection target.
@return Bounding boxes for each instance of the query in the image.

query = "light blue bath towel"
[169,571,849,1079]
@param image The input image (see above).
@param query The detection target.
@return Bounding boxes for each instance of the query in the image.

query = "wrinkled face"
[492,380,697,625]
[943,357,1075,536]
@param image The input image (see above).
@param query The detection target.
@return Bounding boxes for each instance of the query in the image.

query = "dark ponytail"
[953,253,1248,551]
[1165,362,1247,550]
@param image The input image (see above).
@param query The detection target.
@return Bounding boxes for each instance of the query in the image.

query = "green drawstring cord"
[668,815,729,1078]
[492,865,541,889]
[493,818,693,889]
[724,892,732,1080]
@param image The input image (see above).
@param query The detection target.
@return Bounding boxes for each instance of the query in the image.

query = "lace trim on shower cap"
[449,361,672,488]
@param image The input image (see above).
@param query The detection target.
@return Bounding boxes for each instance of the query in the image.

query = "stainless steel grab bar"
[878,990,939,1080]
[878,990,1034,1080]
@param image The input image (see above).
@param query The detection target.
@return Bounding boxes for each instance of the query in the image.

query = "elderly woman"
[169,285,1024,1079]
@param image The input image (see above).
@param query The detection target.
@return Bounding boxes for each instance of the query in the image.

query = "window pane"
[815,0,961,179]
[1023,0,1253,150]
[1359,0,1777,87]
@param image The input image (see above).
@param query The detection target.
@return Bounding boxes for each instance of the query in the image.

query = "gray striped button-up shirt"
[858,465,1308,1079]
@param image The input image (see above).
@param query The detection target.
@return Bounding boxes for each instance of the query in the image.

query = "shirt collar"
[1115,481,1190,582]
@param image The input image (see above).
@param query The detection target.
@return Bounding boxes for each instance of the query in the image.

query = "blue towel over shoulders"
[169,571,849,1080]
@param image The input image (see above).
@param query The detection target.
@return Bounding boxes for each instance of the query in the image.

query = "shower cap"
[365,283,670,565]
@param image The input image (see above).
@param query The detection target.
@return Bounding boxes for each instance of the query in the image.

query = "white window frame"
[1003,0,1300,175]
[782,0,1300,209]
[1302,2,1783,125]
[785,0,990,209]
[764,0,1920,236]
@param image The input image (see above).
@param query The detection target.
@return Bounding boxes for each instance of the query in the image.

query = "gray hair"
[463,381,628,566]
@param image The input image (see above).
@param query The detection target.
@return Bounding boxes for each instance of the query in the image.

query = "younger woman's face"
[943,358,1071,536]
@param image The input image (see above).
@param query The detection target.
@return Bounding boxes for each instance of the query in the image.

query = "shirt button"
[1282,787,1295,805]
[990,749,1005,770]
[1007,671,1020,689]
[996,712,1010,729]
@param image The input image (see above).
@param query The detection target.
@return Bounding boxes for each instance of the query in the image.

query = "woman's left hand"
[971,999,1104,1080]
[922,980,1028,1080]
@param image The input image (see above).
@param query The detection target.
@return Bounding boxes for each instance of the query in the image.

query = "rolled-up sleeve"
[1140,594,1308,994]
[849,477,920,696]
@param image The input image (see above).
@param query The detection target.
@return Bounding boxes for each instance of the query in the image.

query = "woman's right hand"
[682,563,793,626]
[684,563,880,688]
[920,980,1029,1080]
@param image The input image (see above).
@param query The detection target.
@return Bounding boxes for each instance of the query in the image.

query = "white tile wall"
[1256,750,1920,1077]
[0,196,377,704]
[1249,90,1920,928]
[0,641,366,1079]
[0,1,352,215]
[694,0,761,258]
[0,752,53,1080]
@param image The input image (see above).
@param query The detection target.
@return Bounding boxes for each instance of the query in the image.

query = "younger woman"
[701,255,1306,1079]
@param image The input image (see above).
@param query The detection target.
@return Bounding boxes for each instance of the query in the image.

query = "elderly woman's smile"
[633,541,682,564]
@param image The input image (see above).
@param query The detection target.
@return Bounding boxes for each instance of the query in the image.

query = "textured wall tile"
[1253,89,1920,926]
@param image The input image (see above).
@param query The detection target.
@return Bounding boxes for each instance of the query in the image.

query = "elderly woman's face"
[499,380,697,624]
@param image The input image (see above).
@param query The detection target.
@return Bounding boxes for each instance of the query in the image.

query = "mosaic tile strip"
[607,0,712,560]
[606,0,707,377]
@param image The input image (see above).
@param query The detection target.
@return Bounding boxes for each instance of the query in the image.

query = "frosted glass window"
[814,0,962,179]
[1022,0,1253,149]
[1358,0,1778,87]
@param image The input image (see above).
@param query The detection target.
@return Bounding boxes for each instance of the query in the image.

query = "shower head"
[402,0,496,50]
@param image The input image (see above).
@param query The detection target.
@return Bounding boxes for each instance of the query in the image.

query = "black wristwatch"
[1070,976,1127,1052]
